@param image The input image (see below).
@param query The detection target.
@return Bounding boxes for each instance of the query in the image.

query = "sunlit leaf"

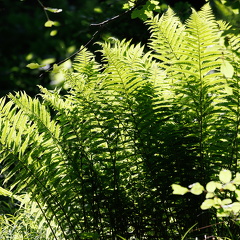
[93,7,102,13]
[206,192,215,198]
[224,85,233,95]
[45,20,54,27]
[50,30,58,36]
[219,169,232,183]
[26,63,46,69]
[44,7,62,13]
[44,20,59,27]
[201,199,214,210]
[232,173,240,185]
[171,184,189,195]
[235,190,240,201]
[215,182,223,189]
[213,197,222,207]
[0,187,23,202]
[222,198,232,205]
[217,210,231,217]
[189,182,204,195]
[206,181,217,192]
[223,183,236,191]
[52,64,62,73]
[221,60,234,78]
[231,202,240,214]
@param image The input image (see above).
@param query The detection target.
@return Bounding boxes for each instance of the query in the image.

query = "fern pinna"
[0,4,239,239]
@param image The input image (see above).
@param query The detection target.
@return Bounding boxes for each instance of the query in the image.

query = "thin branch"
[90,3,136,27]
[37,0,50,20]
[39,0,148,77]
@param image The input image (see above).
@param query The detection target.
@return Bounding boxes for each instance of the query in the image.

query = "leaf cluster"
[172,169,240,218]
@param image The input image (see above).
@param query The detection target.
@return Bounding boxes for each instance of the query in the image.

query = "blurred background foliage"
[0,0,239,97]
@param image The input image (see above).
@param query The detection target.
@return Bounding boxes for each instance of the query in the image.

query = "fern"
[0,3,239,239]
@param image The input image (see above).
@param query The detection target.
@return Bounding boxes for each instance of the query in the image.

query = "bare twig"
[39,0,148,77]
[37,0,50,21]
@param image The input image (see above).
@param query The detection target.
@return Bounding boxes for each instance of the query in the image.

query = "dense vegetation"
[0,1,240,239]
[1,0,239,96]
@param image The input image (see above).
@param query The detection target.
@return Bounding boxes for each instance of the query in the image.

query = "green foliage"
[209,0,240,30]
[123,0,163,21]
[0,3,240,239]
[0,193,62,240]
[172,169,240,218]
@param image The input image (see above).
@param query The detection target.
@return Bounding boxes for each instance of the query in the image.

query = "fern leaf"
[146,8,185,65]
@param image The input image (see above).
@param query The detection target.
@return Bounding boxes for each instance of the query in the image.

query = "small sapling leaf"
[189,182,204,195]
[230,202,240,214]
[201,199,214,210]
[223,183,236,191]
[221,60,234,78]
[222,198,232,205]
[44,7,62,13]
[206,192,215,198]
[213,197,222,207]
[206,181,217,192]
[26,63,46,69]
[219,169,232,183]
[52,64,62,73]
[232,173,240,185]
[171,184,189,195]
[50,30,58,36]
[45,20,54,27]
[235,189,240,201]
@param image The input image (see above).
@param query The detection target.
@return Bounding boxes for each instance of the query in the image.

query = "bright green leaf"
[94,7,103,13]
[52,64,62,73]
[201,199,214,210]
[190,182,204,195]
[44,7,62,13]
[206,181,217,192]
[231,202,240,214]
[215,182,223,189]
[41,58,55,65]
[117,235,127,240]
[224,85,233,95]
[171,184,189,195]
[25,53,34,61]
[45,20,54,27]
[219,169,232,183]
[217,210,231,217]
[223,183,236,191]
[232,173,240,185]
[52,21,60,27]
[222,198,232,205]
[0,187,23,202]
[235,190,240,201]
[26,63,46,69]
[213,197,222,207]
[50,30,58,36]
[206,192,215,198]
[221,60,234,78]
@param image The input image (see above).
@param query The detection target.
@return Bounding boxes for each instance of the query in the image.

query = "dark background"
[0,0,239,97]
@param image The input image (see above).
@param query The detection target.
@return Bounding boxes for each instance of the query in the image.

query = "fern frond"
[97,39,147,94]
[146,8,185,64]
[1,4,239,239]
